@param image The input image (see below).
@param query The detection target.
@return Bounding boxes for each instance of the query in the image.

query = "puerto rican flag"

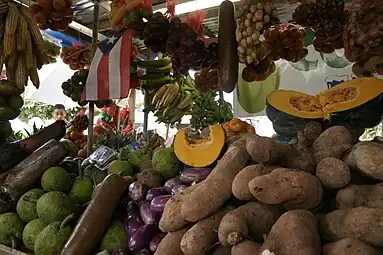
[82,29,133,101]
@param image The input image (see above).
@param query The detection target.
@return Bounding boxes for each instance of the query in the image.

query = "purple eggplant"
[140,200,160,224]
[171,184,188,195]
[164,176,182,193]
[149,232,166,252]
[132,249,151,255]
[128,224,158,251]
[146,187,168,201]
[180,168,212,185]
[126,201,140,215]
[124,212,144,236]
[150,195,172,215]
[129,181,148,202]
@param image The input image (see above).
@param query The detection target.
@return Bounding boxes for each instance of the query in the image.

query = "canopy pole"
[87,0,100,156]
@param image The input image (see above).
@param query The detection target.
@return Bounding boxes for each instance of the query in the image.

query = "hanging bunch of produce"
[293,0,348,54]
[28,0,74,31]
[60,45,91,70]
[233,0,280,82]
[61,69,113,108]
[137,54,173,90]
[43,39,61,64]
[195,68,220,92]
[343,1,383,77]
[123,1,153,37]
[110,0,151,32]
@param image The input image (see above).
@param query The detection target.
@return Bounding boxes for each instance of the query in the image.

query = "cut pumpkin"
[174,124,225,167]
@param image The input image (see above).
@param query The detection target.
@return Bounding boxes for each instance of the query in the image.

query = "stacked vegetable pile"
[64,110,88,158]
[153,121,383,255]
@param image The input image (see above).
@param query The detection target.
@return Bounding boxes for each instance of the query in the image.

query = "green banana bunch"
[138,55,173,90]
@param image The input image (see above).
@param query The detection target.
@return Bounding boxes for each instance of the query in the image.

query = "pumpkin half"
[266,77,383,137]
[174,124,225,167]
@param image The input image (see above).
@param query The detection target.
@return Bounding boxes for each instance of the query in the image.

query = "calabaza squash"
[266,77,383,137]
[174,124,226,167]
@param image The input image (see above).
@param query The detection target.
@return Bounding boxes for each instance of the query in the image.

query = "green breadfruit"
[36,191,76,224]
[16,189,45,222]
[0,213,25,248]
[100,221,128,251]
[41,167,73,192]
[22,218,47,251]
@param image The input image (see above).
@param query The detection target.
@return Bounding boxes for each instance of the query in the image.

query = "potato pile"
[155,123,383,255]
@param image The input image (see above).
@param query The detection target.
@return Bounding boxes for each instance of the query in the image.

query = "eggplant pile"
[119,167,212,254]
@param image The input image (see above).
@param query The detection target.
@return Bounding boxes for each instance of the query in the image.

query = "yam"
[231,240,261,255]
[336,183,383,209]
[245,135,282,164]
[159,182,201,232]
[323,238,380,255]
[320,207,383,247]
[180,139,249,222]
[303,122,322,146]
[154,227,190,255]
[346,141,383,180]
[315,157,351,189]
[218,201,282,246]
[285,131,316,173]
[312,126,353,163]
[248,168,323,210]
[211,245,231,255]
[180,207,231,255]
[232,164,276,201]
[260,210,321,255]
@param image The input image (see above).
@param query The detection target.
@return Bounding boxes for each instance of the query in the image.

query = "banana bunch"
[149,76,196,125]
[138,55,173,90]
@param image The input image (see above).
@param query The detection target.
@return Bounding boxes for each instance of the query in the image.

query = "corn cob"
[0,0,9,17]
[4,3,19,57]
[16,14,28,52]
[20,7,44,53]
[29,57,40,89]
[15,55,27,89]
[5,64,16,84]
[25,33,33,70]
[5,45,17,70]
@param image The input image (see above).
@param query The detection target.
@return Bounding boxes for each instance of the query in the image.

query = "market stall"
[0,0,383,254]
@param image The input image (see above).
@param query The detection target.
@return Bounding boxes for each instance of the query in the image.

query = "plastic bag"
[166,0,179,17]
[182,10,208,40]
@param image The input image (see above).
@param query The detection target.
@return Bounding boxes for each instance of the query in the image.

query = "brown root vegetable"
[315,157,351,189]
[231,240,260,255]
[137,170,163,188]
[232,164,276,200]
[159,183,201,232]
[154,227,190,255]
[320,207,383,247]
[285,131,316,173]
[180,207,231,255]
[180,139,250,222]
[249,168,323,209]
[245,135,280,164]
[336,183,383,209]
[218,201,282,246]
[323,238,380,255]
[312,126,353,163]
[260,209,321,255]
[303,122,322,146]
[211,245,231,255]
[346,141,383,180]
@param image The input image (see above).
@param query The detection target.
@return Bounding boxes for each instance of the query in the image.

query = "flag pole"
[87,0,100,156]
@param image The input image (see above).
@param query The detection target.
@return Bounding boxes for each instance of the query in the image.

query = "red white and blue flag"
[82,29,133,101]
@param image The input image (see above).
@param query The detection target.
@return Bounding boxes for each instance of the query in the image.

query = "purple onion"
[150,195,172,215]
[146,187,169,201]
[171,185,188,195]
[128,224,158,251]
[140,200,159,224]
[149,232,166,252]
[180,168,212,185]
[128,182,148,202]
[164,176,182,193]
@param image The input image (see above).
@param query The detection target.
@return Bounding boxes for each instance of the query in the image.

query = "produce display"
[29,0,74,31]
[60,45,91,70]
[138,56,173,91]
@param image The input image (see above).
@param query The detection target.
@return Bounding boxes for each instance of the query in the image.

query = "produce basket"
[0,245,29,255]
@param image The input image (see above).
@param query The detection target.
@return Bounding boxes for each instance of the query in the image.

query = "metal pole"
[143,49,151,133]
[87,0,100,156]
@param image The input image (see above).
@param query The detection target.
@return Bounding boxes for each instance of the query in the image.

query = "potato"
[180,139,250,222]
[346,141,383,180]
[245,135,280,164]
[218,201,282,246]
[232,164,276,200]
[303,121,322,146]
[260,209,321,255]
[336,183,383,209]
[248,168,323,209]
[154,227,190,255]
[316,157,351,189]
[180,207,231,255]
[159,183,201,232]
[323,238,380,255]
[285,131,316,173]
[211,245,231,255]
[231,240,261,255]
[320,207,383,247]
[312,126,353,163]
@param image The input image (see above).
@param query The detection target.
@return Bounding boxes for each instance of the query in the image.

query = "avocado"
[22,218,47,251]
[41,167,73,192]
[16,189,45,222]
[36,191,76,224]
[0,212,25,248]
